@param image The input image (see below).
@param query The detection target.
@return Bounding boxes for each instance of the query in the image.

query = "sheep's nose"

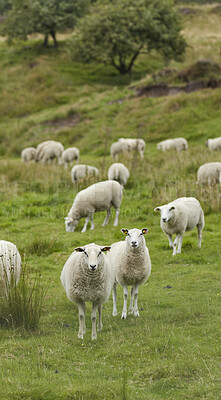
[131,241,138,247]
[90,264,97,271]
[162,218,167,223]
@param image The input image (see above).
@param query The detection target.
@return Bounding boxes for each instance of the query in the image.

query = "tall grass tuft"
[0,264,47,331]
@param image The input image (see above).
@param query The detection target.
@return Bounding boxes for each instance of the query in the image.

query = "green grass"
[0,3,221,400]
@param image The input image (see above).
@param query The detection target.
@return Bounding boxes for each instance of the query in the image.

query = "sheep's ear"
[65,216,73,222]
[101,246,111,252]
[121,228,129,235]
[169,206,175,211]
[154,207,161,212]
[75,247,85,252]
[141,228,148,235]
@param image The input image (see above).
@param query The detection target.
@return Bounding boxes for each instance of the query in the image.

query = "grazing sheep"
[37,141,64,164]
[205,137,221,151]
[71,164,99,184]
[154,197,204,256]
[108,163,130,187]
[60,243,114,340]
[157,138,188,151]
[61,147,80,169]
[35,140,56,161]
[110,228,151,319]
[65,180,123,233]
[118,138,146,158]
[21,147,36,162]
[110,141,130,161]
[0,240,22,296]
[197,162,221,185]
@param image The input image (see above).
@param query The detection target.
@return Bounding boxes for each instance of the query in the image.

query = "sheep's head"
[75,243,111,272]
[154,205,175,223]
[121,228,148,249]
[64,216,78,232]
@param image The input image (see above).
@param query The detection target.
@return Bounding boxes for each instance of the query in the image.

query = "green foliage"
[68,0,187,74]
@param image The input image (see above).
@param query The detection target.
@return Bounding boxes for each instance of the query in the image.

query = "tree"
[2,0,90,47]
[69,0,187,74]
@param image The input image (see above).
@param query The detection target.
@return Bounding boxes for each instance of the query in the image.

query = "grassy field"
[0,3,221,400]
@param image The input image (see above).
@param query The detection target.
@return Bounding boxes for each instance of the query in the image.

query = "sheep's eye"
[98,251,102,257]
[84,251,88,257]
[127,233,131,237]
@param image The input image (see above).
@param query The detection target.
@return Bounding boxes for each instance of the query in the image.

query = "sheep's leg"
[129,286,134,314]
[166,233,173,248]
[121,285,128,319]
[140,150,144,158]
[77,301,86,339]
[81,217,90,233]
[197,225,203,248]
[97,304,103,332]
[133,285,140,317]
[91,302,98,340]
[172,235,179,256]
[177,234,183,254]
[112,282,118,316]
[113,209,120,226]
[90,214,95,231]
[102,209,111,226]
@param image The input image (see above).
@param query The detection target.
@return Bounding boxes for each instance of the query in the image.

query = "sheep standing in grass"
[60,243,114,340]
[197,162,221,185]
[110,141,130,161]
[21,147,36,162]
[206,137,221,151]
[65,180,123,233]
[37,141,64,164]
[61,147,80,169]
[157,138,188,151]
[110,228,151,319]
[154,197,204,256]
[0,240,22,296]
[71,164,99,184]
[118,138,146,158]
[35,140,56,160]
[108,163,130,187]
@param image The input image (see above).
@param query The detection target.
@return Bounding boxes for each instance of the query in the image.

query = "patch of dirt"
[41,114,81,130]
[177,59,221,82]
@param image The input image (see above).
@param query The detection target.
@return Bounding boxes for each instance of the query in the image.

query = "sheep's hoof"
[112,311,118,317]
[134,311,140,317]
[92,334,97,340]
[121,313,127,319]
[128,309,133,315]
[78,332,84,339]
[97,323,103,332]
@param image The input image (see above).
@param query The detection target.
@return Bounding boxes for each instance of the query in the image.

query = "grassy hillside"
[0,3,221,400]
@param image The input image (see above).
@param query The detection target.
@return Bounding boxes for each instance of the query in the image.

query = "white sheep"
[154,197,204,256]
[157,138,188,151]
[35,140,56,160]
[108,163,130,187]
[21,147,36,162]
[205,137,221,151]
[61,147,80,169]
[118,138,146,158]
[60,243,114,340]
[197,162,221,185]
[110,141,130,161]
[37,141,64,164]
[0,240,22,296]
[71,164,99,184]
[65,180,123,233]
[110,228,151,319]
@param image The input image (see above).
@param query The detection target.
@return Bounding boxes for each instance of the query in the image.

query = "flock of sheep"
[1,135,220,339]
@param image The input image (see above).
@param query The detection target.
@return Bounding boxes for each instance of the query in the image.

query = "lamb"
[110,141,130,161]
[205,137,221,151]
[157,138,188,151]
[118,138,146,158]
[61,147,80,169]
[37,141,64,164]
[0,240,22,296]
[60,243,114,339]
[65,180,123,233]
[197,162,221,185]
[154,197,204,256]
[21,147,36,162]
[110,228,151,319]
[71,164,99,184]
[108,163,130,187]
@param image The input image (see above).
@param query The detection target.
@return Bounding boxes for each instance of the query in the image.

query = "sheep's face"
[75,244,111,272]
[154,205,175,223]
[121,228,148,249]
[157,143,162,150]
[64,216,78,232]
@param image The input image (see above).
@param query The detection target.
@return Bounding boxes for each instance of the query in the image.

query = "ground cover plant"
[0,3,221,400]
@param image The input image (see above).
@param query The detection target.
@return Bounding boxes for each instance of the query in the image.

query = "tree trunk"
[43,34,49,47]
[50,31,58,48]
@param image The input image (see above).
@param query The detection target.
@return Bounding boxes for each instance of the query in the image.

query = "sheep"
[110,141,130,161]
[61,147,80,169]
[71,164,99,184]
[37,141,64,164]
[197,162,221,185]
[65,180,123,233]
[35,140,56,161]
[21,147,36,162]
[154,197,204,256]
[0,240,22,296]
[110,228,151,319]
[157,138,188,151]
[60,243,114,339]
[118,138,146,158]
[108,163,130,187]
[205,137,221,151]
